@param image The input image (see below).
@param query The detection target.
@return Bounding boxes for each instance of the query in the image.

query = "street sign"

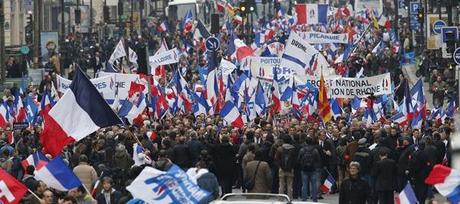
[206,36,220,52]
[20,46,30,55]
[433,20,446,34]
[410,2,421,14]
[441,26,458,43]
[454,48,460,65]
[409,2,422,32]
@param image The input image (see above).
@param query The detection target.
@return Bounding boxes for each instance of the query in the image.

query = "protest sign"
[126,165,210,204]
[299,32,349,44]
[98,72,148,101]
[56,74,115,100]
[245,57,283,81]
[149,48,179,70]
[296,73,392,98]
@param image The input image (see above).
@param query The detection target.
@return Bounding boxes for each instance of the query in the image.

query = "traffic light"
[417,8,424,24]
[118,1,124,17]
[103,6,110,22]
[25,14,33,44]
[403,0,409,10]
[0,0,4,22]
[239,1,248,15]
[75,9,81,24]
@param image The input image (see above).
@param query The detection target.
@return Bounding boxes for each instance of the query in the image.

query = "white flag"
[109,39,127,65]
[280,32,332,77]
[220,59,236,76]
[128,47,138,64]
[148,48,179,70]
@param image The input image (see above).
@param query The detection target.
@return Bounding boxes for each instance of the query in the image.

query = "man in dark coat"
[372,149,397,204]
[397,137,414,191]
[407,141,434,203]
[187,131,203,166]
[212,135,236,196]
[170,136,192,169]
[317,131,338,196]
[339,161,370,204]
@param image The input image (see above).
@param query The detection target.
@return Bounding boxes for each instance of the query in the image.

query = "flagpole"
[82,184,96,200]
[344,13,383,62]
[27,188,42,201]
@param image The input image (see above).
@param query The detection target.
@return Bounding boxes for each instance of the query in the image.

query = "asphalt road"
[230,188,448,204]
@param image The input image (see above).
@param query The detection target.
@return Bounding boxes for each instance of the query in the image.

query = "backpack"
[280,146,296,171]
[300,146,316,172]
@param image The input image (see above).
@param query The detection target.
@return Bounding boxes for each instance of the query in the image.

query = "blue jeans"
[301,170,320,202]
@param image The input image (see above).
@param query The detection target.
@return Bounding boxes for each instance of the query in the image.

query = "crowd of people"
[0,1,456,204]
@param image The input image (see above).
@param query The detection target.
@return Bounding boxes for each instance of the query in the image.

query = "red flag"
[318,73,332,123]
[0,169,28,204]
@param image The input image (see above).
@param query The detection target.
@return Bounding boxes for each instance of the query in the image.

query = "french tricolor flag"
[0,103,11,128]
[13,92,26,123]
[425,165,460,203]
[21,151,49,170]
[192,92,209,116]
[220,101,244,128]
[231,38,254,61]
[40,68,123,156]
[320,175,335,193]
[158,20,168,33]
[34,156,82,191]
[395,183,418,204]
[118,82,147,127]
[295,4,328,25]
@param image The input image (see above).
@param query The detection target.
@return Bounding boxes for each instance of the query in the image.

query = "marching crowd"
[0,87,454,204]
[0,1,456,204]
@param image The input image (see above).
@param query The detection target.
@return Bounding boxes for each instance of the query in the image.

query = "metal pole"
[118,0,123,37]
[61,0,65,44]
[438,0,441,19]
[0,0,5,83]
[33,0,41,68]
[130,0,134,35]
[394,0,399,40]
[448,0,453,25]
[139,0,143,31]
[90,0,93,34]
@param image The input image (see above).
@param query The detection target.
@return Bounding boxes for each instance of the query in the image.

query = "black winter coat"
[212,143,236,179]
[372,158,397,191]
[339,177,370,204]
[171,143,192,169]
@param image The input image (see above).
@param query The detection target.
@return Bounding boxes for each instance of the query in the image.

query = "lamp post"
[0,0,5,83]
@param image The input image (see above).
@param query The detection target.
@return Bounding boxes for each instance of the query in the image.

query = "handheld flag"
[320,175,335,193]
[220,101,244,128]
[34,156,82,191]
[0,168,28,204]
[108,39,127,65]
[395,183,418,204]
[318,74,332,122]
[40,68,123,156]
[295,4,328,25]
[127,165,210,204]
[425,165,460,203]
[21,151,49,170]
